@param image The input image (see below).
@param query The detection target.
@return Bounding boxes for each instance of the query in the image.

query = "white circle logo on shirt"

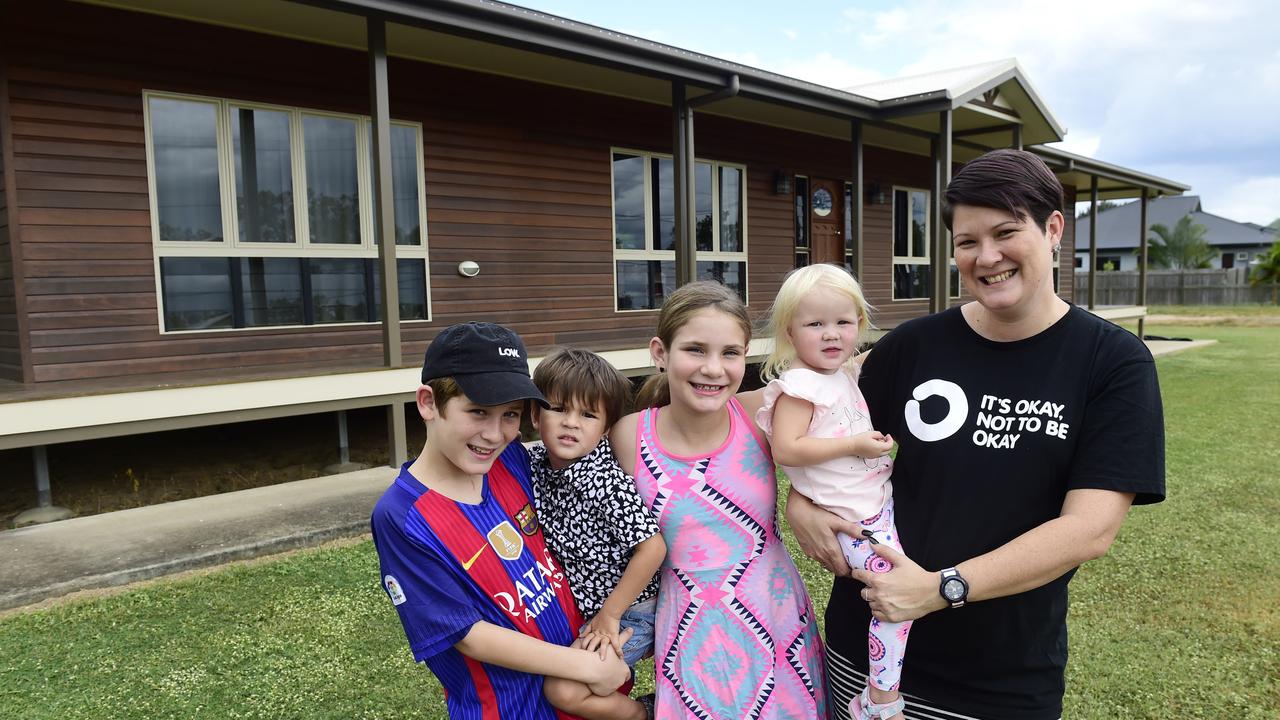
[905,379,969,442]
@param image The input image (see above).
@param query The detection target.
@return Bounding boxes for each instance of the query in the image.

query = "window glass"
[695,162,713,252]
[366,124,424,246]
[304,115,361,245]
[893,264,931,300]
[150,97,223,242]
[653,157,675,251]
[612,153,645,250]
[719,166,743,253]
[370,259,429,321]
[893,190,909,257]
[911,190,929,257]
[231,107,295,244]
[616,260,676,310]
[240,257,303,327]
[697,261,746,301]
[843,182,854,259]
[794,177,809,250]
[160,257,233,330]
[309,258,368,322]
[950,263,961,299]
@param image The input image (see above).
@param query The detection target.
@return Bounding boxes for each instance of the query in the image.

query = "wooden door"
[809,178,845,266]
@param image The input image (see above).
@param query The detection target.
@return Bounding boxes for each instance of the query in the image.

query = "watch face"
[943,578,965,601]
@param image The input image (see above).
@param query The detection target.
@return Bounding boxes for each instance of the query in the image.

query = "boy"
[529,349,666,720]
[371,323,631,720]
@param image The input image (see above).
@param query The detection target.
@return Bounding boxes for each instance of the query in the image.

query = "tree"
[1250,240,1280,304]
[1140,215,1214,269]
[1268,217,1280,232]
[1076,199,1122,219]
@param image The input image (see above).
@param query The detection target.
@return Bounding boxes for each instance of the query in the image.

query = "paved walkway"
[0,337,1217,612]
[0,467,391,611]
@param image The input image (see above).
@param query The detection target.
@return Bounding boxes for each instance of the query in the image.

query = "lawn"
[1,324,1276,719]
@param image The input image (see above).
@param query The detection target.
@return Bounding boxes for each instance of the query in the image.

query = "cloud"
[1211,176,1280,226]
[822,0,1280,225]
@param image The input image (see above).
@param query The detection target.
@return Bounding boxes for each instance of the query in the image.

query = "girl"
[755,264,904,720]
[609,281,826,720]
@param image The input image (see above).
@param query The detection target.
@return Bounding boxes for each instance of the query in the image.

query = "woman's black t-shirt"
[825,305,1165,719]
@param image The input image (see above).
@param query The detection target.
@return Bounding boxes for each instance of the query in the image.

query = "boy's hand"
[586,644,631,697]
[574,628,633,696]
[575,625,633,661]
[582,611,626,658]
[851,430,893,458]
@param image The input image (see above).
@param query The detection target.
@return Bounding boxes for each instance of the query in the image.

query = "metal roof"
[80,0,1185,191]
[1076,196,1278,250]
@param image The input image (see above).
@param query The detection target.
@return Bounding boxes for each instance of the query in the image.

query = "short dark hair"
[426,377,463,417]
[532,348,632,428]
[943,149,1064,231]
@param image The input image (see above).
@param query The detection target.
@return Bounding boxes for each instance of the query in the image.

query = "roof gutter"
[1031,145,1189,195]
[297,0,877,118]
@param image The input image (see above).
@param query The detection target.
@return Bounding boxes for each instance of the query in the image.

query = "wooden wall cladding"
[0,158,22,382]
[4,2,942,384]
[1,67,26,383]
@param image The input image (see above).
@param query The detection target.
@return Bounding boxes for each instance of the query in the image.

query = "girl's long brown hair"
[635,281,753,409]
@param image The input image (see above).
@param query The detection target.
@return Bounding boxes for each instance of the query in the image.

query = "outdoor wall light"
[865,183,888,205]
[773,171,793,195]
[457,260,480,277]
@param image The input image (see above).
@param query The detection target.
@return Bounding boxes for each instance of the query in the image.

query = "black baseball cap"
[421,322,548,408]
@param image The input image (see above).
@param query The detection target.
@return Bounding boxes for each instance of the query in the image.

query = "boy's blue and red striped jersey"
[371,442,585,720]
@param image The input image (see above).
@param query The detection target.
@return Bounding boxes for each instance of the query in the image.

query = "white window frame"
[609,147,749,312]
[891,186,931,301]
[143,90,431,333]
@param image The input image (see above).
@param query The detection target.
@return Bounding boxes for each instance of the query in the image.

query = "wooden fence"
[1073,268,1277,306]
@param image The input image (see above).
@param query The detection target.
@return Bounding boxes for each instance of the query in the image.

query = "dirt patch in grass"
[1145,314,1280,326]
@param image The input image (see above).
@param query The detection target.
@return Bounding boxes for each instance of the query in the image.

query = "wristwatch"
[939,567,969,608]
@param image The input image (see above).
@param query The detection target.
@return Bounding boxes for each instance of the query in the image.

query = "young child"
[609,281,827,720]
[530,348,667,720]
[754,264,905,720]
[370,322,631,720]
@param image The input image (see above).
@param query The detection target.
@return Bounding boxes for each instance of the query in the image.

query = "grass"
[1,323,1276,718]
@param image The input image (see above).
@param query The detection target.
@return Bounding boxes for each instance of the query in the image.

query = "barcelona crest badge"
[514,503,539,535]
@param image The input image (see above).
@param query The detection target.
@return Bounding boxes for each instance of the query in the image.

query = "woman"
[787,149,1165,720]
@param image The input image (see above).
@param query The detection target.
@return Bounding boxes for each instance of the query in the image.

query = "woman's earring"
[1052,244,1061,262]
[657,365,665,373]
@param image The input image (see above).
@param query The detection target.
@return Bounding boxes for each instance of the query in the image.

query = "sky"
[514,0,1280,226]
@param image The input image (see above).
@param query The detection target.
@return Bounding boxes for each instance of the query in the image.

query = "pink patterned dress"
[633,398,827,719]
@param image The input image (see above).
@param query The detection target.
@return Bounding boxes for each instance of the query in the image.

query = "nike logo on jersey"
[461,544,488,570]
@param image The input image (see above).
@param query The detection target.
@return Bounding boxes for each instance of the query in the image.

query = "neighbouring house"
[0,0,1188,512]
[1075,195,1276,271]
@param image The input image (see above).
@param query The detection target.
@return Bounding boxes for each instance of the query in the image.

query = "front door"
[809,178,845,266]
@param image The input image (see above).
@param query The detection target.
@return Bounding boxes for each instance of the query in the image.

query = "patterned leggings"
[836,498,912,692]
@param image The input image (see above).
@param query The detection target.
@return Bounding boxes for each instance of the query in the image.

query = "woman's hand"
[849,540,946,622]
[784,488,860,576]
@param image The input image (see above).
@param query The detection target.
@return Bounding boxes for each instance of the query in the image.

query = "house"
[0,0,1188,515]
[1075,195,1276,271]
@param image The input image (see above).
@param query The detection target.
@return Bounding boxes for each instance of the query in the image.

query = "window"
[145,92,429,332]
[843,182,855,275]
[794,176,809,268]
[611,149,747,310]
[892,187,931,300]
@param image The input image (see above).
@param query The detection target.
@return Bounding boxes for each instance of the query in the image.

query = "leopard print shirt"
[529,438,661,618]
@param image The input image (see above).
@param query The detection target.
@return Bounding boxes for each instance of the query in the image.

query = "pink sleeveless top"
[632,397,784,571]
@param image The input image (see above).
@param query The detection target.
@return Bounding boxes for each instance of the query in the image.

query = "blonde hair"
[635,281,753,409]
[760,264,872,381]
